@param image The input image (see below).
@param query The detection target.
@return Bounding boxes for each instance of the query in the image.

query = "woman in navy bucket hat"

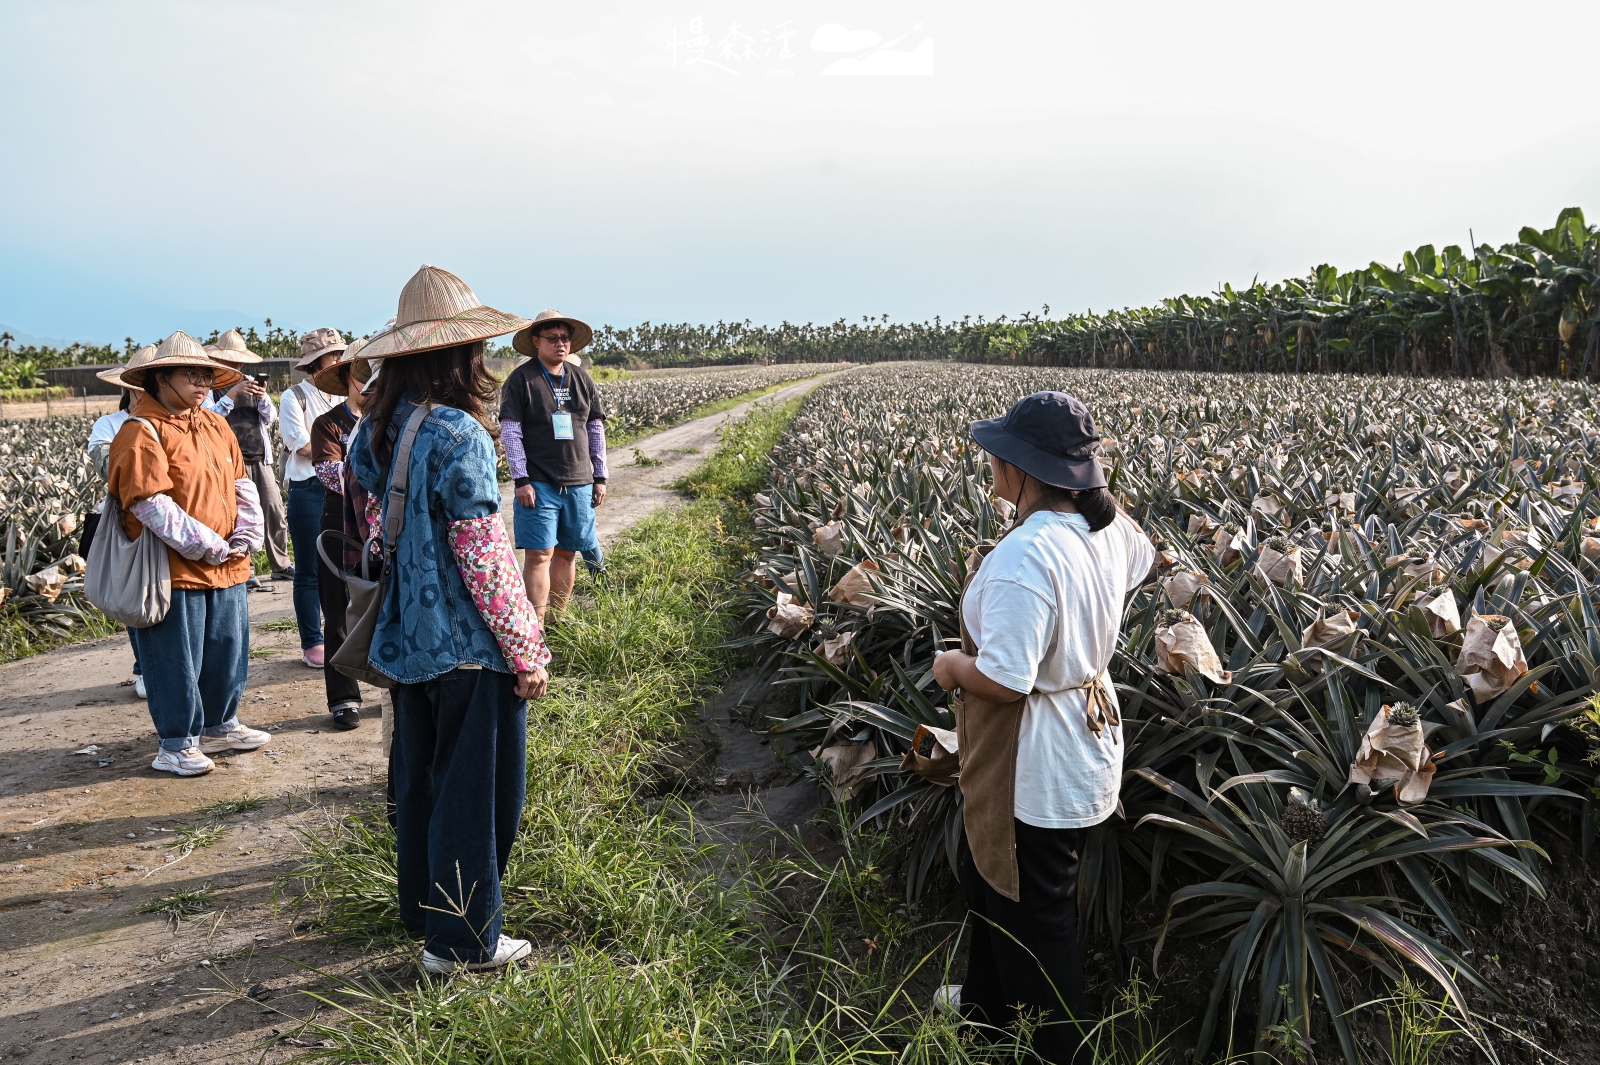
[931,391,1153,1062]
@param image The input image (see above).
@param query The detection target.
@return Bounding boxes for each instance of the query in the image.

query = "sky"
[3,0,1599,346]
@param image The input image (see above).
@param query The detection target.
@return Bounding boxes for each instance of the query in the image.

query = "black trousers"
[962,819,1090,1064]
[316,508,363,710]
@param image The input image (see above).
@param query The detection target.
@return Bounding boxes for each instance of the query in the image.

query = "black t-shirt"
[498,359,607,487]
[215,388,268,463]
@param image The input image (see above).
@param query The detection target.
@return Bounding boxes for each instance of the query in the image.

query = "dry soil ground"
[0,376,834,1065]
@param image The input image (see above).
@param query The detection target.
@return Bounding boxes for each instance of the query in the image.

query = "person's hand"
[932,649,968,692]
[516,666,548,700]
[226,379,251,400]
[592,482,607,508]
[226,545,249,561]
[241,379,265,399]
[515,484,537,508]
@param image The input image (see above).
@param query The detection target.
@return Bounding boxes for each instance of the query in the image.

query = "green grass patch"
[140,886,217,921]
[167,823,226,852]
[261,618,299,633]
[676,396,803,501]
[0,598,121,666]
[200,795,266,817]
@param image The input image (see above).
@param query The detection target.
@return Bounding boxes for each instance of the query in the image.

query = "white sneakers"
[198,725,272,754]
[151,747,215,776]
[134,676,147,699]
[421,935,532,974]
[933,984,963,1016]
[151,726,270,775]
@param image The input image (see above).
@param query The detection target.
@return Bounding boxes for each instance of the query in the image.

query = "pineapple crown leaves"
[1157,608,1193,628]
[1263,534,1294,553]
[1385,703,1420,728]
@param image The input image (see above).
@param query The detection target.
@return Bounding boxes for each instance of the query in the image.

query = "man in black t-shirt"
[498,309,608,621]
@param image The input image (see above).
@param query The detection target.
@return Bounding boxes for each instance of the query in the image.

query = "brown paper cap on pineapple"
[352,266,530,361]
[119,331,244,391]
[96,344,158,389]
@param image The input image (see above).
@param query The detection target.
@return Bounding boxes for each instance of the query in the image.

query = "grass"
[167,823,226,852]
[280,395,1166,1063]
[261,618,299,633]
[0,598,121,666]
[200,795,266,817]
[140,885,218,921]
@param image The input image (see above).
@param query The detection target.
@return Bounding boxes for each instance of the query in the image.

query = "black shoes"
[330,703,361,730]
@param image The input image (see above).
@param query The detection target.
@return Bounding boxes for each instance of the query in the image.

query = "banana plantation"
[589,208,1599,379]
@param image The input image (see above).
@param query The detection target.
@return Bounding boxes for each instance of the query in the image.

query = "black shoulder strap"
[382,402,435,551]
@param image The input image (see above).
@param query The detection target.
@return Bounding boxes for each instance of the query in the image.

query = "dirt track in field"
[0,373,839,1065]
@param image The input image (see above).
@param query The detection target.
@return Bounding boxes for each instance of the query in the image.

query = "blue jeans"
[139,584,249,751]
[128,628,142,677]
[392,667,527,963]
[286,477,325,648]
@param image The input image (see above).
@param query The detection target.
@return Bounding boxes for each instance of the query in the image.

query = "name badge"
[551,411,574,440]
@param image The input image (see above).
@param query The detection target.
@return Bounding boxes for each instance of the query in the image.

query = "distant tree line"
[588,208,1599,378]
[8,207,1595,382]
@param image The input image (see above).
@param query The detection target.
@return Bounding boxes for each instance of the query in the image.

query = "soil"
[0,373,841,1065]
[0,397,122,422]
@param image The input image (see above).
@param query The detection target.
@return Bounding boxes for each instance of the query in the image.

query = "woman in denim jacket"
[348,266,549,973]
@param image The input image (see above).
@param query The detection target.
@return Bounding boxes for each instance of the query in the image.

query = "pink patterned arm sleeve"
[129,494,231,564]
[448,515,551,673]
[229,478,264,553]
[364,491,382,530]
[314,460,345,494]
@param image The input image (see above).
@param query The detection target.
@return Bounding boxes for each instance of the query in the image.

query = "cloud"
[821,38,934,77]
[810,23,882,53]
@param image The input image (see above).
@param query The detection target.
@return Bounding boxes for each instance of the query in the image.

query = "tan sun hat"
[312,337,374,394]
[120,331,244,391]
[512,309,593,357]
[97,344,158,389]
[295,327,348,372]
[205,329,265,365]
[352,266,529,361]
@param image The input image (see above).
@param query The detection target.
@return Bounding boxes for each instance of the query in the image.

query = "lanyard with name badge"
[541,363,574,440]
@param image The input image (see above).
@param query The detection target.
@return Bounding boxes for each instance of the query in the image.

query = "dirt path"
[0,372,841,1065]
[0,396,122,421]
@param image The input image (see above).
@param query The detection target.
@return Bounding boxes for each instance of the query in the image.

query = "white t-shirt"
[963,509,1154,829]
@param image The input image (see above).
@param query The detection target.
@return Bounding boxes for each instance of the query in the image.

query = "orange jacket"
[106,393,251,591]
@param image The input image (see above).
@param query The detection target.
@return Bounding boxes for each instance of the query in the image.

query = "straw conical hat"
[512,309,593,356]
[205,329,264,365]
[353,266,529,361]
[312,336,374,393]
[97,344,159,389]
[120,331,244,391]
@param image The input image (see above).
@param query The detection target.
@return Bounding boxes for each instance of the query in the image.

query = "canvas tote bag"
[84,417,173,628]
[316,402,434,690]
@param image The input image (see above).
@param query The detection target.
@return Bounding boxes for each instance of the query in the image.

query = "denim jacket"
[350,397,509,683]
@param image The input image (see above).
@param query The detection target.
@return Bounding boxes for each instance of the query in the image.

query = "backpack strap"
[381,402,437,553]
[128,416,161,445]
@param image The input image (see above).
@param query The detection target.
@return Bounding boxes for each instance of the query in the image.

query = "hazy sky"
[4,0,1599,345]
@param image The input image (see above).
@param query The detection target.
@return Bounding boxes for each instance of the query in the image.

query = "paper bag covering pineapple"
[1154,609,1232,685]
[1348,703,1435,803]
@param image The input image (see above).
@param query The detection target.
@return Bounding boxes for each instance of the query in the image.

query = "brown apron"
[953,542,1119,902]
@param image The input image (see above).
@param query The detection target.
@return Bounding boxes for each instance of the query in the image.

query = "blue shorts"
[514,480,600,556]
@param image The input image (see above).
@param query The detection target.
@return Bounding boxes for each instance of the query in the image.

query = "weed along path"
[0,372,843,1064]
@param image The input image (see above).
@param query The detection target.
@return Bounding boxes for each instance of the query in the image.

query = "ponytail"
[1073,487,1118,532]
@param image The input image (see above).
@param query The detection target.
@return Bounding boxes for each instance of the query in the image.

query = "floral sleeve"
[314,460,345,494]
[448,515,550,673]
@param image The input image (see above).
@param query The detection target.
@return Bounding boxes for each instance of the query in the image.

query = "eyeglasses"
[176,369,216,386]
[538,333,572,346]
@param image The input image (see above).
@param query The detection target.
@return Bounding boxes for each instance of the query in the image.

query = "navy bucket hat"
[968,391,1107,491]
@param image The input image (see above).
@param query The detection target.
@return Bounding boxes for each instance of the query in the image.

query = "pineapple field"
[739,362,1600,1059]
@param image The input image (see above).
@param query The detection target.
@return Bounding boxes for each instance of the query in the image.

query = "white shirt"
[87,410,130,451]
[963,509,1154,829]
[278,380,336,482]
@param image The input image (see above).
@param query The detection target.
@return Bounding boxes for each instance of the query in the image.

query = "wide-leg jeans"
[138,583,249,751]
[391,667,527,964]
